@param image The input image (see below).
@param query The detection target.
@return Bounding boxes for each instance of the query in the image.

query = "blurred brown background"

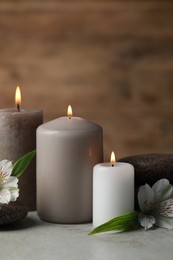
[0,0,173,160]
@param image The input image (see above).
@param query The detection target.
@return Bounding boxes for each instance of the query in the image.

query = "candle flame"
[15,86,21,111]
[67,105,73,117]
[110,151,116,164]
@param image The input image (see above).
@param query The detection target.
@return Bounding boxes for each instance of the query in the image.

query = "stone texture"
[119,153,173,208]
[0,1,173,159]
[0,203,28,226]
[119,154,173,186]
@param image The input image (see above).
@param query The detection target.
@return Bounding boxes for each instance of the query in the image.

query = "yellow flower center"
[0,171,6,184]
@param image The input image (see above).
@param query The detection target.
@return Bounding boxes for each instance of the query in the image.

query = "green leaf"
[89,211,140,235]
[11,150,36,178]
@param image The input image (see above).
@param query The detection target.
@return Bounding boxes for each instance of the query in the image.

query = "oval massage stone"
[0,203,28,226]
[119,154,173,186]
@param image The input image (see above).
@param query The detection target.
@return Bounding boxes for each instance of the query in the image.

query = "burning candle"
[37,106,103,224]
[93,152,134,227]
[0,86,43,210]
[15,86,21,112]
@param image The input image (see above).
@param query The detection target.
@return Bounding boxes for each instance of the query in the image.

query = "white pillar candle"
[93,152,134,227]
[37,106,103,224]
[0,87,43,210]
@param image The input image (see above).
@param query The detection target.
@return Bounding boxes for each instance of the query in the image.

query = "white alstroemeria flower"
[0,160,19,204]
[138,179,173,230]
[138,212,155,230]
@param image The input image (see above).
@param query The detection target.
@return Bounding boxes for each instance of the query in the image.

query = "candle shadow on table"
[0,215,43,231]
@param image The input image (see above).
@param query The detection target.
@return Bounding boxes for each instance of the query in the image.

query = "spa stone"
[0,203,28,226]
[119,154,173,186]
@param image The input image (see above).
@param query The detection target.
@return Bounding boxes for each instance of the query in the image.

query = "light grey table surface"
[0,212,173,260]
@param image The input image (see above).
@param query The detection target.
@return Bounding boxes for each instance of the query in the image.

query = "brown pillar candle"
[0,87,43,210]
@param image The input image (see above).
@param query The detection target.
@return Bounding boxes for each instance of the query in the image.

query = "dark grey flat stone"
[0,202,28,226]
[119,153,173,209]
[119,154,173,186]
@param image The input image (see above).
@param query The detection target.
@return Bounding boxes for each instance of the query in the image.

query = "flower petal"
[159,185,173,202]
[0,160,13,184]
[152,178,169,192]
[152,179,172,202]
[2,176,19,202]
[154,215,173,229]
[10,188,19,201]
[159,199,173,217]
[0,189,11,204]
[138,213,155,230]
[138,184,154,212]
[0,160,9,170]
[2,160,13,176]
[3,176,18,188]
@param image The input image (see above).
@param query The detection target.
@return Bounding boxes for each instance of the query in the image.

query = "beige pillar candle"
[0,87,43,210]
[37,106,103,224]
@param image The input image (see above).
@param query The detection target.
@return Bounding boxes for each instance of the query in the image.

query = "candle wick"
[69,117,71,120]
[17,104,20,112]
[112,164,114,167]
